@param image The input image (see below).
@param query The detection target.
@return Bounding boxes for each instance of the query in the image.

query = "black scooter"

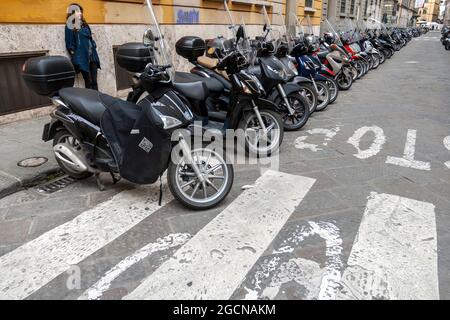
[22,55,233,210]
[129,26,284,157]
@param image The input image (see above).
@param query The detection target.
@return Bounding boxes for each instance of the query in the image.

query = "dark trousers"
[81,62,98,90]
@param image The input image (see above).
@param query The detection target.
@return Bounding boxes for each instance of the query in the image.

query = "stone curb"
[0,166,62,200]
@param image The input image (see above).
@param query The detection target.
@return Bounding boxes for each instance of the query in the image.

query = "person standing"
[65,3,101,90]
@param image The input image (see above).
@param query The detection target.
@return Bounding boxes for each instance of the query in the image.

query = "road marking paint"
[347,126,386,159]
[242,221,343,300]
[386,129,431,170]
[444,136,450,169]
[294,127,340,151]
[337,192,439,300]
[79,233,191,300]
[0,185,172,300]
[124,170,316,300]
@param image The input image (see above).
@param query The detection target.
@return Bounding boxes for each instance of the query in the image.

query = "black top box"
[176,36,206,62]
[116,42,154,73]
[22,56,75,96]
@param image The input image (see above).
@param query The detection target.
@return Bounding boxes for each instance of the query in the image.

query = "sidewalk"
[0,117,60,198]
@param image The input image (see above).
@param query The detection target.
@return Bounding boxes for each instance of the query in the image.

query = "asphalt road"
[0,31,449,300]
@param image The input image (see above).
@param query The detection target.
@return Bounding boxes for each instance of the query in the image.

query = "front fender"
[42,118,64,142]
[290,75,313,84]
[313,74,330,82]
[267,82,303,102]
[230,97,277,129]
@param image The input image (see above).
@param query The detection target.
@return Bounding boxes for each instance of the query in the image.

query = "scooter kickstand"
[95,173,105,191]
[110,172,121,185]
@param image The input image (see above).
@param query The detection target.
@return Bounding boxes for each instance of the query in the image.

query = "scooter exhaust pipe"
[53,143,89,173]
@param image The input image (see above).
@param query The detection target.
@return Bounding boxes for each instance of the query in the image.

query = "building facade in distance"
[417,0,441,23]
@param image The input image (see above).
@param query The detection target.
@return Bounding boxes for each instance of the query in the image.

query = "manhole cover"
[17,157,48,168]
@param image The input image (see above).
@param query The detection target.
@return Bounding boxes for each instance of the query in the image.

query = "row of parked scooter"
[20,1,423,210]
[441,25,450,50]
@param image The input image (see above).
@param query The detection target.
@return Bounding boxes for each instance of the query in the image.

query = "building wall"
[445,0,450,24]
[0,0,327,119]
[324,0,386,27]
[381,0,416,26]
[418,0,441,22]
[297,0,325,34]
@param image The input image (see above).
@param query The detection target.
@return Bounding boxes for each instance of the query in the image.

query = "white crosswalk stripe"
[413,37,440,41]
[124,170,316,300]
[0,185,172,300]
[337,192,439,300]
[239,192,438,300]
[0,171,441,300]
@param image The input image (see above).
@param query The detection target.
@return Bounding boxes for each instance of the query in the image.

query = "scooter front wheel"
[238,108,284,157]
[298,83,318,113]
[379,51,386,64]
[278,93,310,131]
[324,77,339,104]
[336,69,353,90]
[372,54,381,69]
[315,81,331,111]
[168,147,233,210]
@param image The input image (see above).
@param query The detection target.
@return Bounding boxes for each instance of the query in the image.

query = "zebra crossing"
[0,169,440,300]
[413,37,440,41]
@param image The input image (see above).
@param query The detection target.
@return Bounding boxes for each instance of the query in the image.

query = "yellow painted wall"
[0,0,324,27]
[0,0,292,25]
[297,0,323,26]
[0,0,106,24]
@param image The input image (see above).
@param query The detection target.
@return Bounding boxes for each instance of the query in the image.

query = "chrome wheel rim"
[244,111,281,155]
[175,148,229,204]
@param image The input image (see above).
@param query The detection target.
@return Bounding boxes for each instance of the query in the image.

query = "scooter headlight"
[154,109,182,129]
[267,65,287,79]
[241,81,252,94]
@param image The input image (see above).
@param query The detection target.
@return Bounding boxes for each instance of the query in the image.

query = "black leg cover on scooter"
[100,94,171,185]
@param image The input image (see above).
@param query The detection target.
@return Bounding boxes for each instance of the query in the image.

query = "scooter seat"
[59,88,108,125]
[173,80,208,102]
[174,71,224,93]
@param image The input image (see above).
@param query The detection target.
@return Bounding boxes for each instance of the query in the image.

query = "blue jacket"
[65,25,101,73]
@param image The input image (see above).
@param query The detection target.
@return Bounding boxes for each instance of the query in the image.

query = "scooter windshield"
[288,13,304,41]
[237,17,255,65]
[346,18,362,42]
[368,17,389,36]
[320,17,344,47]
[276,12,294,53]
[300,15,314,36]
[143,0,174,81]
[338,18,355,43]
[261,6,283,41]
[223,0,238,42]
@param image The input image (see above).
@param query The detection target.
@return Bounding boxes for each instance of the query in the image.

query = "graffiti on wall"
[176,8,200,24]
